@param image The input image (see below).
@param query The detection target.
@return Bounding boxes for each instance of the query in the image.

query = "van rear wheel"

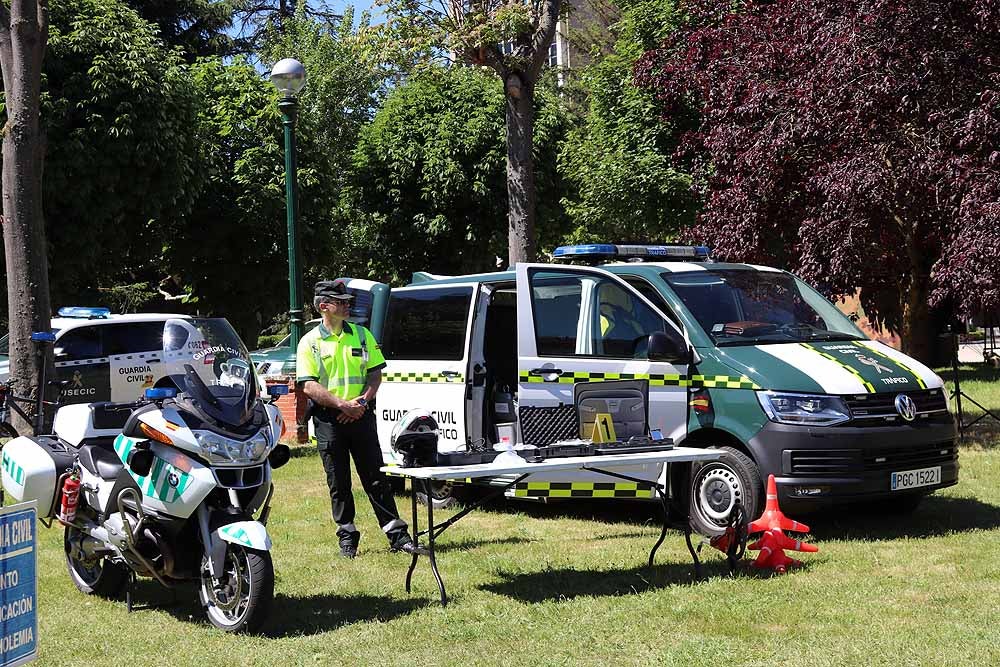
[689,446,762,537]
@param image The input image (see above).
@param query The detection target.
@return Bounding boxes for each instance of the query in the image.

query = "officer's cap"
[314,279,353,301]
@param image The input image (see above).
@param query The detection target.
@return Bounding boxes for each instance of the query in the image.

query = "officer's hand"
[340,400,366,420]
[336,412,358,424]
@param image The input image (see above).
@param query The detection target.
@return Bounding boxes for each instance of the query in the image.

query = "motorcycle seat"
[78,444,126,481]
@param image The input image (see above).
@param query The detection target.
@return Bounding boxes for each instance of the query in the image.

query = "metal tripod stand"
[948,330,1000,439]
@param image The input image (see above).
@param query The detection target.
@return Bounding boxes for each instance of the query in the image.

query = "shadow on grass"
[287,445,319,460]
[480,559,816,603]
[431,535,532,553]
[806,495,1000,540]
[146,580,431,637]
[460,494,662,527]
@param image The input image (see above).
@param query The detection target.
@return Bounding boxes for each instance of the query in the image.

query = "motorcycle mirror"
[266,384,289,403]
[268,444,291,470]
[128,448,155,477]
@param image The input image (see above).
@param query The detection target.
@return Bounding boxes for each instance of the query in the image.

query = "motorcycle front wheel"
[199,545,273,633]
[63,526,127,598]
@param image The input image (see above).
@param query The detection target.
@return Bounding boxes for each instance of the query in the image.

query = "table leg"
[405,482,419,594]
[423,479,448,607]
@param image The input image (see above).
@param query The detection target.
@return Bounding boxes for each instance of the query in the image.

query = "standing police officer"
[297,279,415,558]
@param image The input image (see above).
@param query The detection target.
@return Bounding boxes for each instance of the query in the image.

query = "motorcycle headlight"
[756,391,851,426]
[194,431,231,462]
[243,432,270,461]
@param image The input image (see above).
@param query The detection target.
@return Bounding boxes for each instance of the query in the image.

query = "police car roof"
[50,312,191,330]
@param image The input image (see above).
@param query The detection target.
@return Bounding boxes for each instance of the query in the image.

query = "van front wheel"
[689,446,762,537]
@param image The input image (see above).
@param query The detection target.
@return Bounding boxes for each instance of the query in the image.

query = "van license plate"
[890,466,941,491]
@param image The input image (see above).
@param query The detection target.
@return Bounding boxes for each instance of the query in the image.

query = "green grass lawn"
[9,367,1000,666]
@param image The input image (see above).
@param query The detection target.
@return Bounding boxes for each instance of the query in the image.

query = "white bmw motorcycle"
[1,318,291,633]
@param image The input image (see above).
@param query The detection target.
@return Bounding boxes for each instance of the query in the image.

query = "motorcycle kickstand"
[126,570,136,613]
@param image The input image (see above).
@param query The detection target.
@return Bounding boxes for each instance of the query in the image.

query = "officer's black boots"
[389,531,420,555]
[339,530,361,558]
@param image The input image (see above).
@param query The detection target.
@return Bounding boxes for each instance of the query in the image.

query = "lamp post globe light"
[270,58,307,352]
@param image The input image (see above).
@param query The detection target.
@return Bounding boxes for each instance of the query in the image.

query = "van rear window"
[382,287,473,360]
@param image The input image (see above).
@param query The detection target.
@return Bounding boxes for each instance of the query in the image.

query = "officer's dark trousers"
[313,409,408,543]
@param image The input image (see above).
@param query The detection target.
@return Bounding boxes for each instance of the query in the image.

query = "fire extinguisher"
[59,473,81,525]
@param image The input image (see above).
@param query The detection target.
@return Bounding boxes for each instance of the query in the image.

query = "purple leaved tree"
[636,0,1000,362]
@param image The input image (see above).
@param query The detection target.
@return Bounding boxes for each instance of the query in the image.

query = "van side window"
[622,277,681,325]
[382,287,473,361]
[528,269,668,359]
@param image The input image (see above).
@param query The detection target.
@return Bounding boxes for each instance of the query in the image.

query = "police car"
[0,307,192,404]
[340,246,958,534]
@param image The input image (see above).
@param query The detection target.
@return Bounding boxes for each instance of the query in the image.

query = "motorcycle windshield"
[161,318,257,426]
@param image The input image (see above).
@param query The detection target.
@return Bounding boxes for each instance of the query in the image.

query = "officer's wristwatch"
[357,397,368,407]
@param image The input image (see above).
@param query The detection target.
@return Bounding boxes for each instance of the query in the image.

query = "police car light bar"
[57,306,111,319]
[552,244,711,263]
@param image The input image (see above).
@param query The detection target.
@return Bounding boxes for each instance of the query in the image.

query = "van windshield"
[662,269,866,346]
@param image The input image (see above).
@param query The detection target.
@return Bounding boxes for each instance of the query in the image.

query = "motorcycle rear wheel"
[199,546,273,633]
[63,527,127,598]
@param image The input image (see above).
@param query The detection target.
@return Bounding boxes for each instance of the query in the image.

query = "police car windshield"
[662,269,866,346]
[161,318,257,426]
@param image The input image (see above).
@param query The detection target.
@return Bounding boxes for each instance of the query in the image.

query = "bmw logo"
[167,472,180,488]
[894,394,917,422]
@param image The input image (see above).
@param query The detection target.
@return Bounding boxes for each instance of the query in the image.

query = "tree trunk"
[505,78,537,266]
[1,0,51,434]
[897,219,938,366]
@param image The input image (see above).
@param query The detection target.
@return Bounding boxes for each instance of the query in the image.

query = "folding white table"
[381,447,722,606]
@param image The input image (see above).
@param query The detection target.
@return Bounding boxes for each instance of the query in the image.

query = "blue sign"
[0,502,37,667]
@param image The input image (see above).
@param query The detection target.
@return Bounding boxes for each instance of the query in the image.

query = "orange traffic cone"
[746,475,818,573]
[748,474,810,534]
[749,531,803,573]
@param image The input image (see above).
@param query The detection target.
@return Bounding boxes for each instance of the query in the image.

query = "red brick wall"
[265,378,308,443]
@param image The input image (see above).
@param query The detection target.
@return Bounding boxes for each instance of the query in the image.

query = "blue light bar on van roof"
[552,244,618,259]
[57,306,111,319]
[552,244,711,263]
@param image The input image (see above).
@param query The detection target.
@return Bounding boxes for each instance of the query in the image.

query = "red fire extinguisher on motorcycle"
[59,473,81,525]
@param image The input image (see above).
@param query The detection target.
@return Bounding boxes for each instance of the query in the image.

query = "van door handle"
[528,368,563,381]
[440,370,461,379]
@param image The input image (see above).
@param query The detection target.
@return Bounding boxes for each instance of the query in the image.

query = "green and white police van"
[342,245,957,534]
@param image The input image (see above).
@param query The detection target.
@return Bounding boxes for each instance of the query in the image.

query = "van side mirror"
[647,331,687,363]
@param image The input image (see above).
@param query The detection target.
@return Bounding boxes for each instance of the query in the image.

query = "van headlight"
[756,391,851,426]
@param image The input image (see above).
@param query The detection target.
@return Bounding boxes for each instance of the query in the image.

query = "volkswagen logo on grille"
[895,394,917,422]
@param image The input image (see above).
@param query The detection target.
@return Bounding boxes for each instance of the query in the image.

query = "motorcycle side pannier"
[1,436,77,517]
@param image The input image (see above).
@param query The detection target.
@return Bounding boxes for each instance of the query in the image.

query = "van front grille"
[843,389,949,425]
[787,444,956,476]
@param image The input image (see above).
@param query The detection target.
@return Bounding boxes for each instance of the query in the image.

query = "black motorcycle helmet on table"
[391,409,440,467]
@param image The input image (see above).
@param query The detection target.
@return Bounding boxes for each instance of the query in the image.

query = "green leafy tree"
[558,0,695,243]
[41,0,201,307]
[156,10,391,342]
[377,0,563,265]
[124,0,236,58]
[338,66,573,284]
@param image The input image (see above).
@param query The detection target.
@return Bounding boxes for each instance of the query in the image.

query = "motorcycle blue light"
[57,306,111,319]
[30,331,56,343]
[145,387,178,400]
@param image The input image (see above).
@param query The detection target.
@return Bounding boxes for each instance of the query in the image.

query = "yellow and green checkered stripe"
[518,370,759,390]
[799,342,875,393]
[853,341,927,389]
[383,372,465,383]
[512,481,655,499]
